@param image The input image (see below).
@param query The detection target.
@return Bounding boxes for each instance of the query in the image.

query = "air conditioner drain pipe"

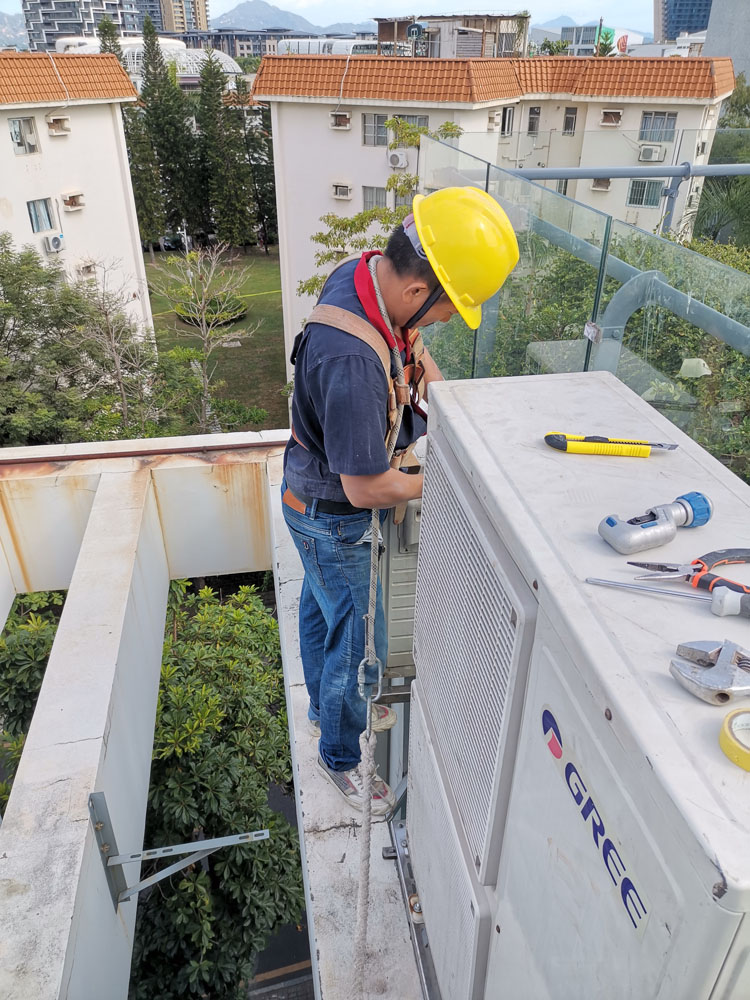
[352,258,409,997]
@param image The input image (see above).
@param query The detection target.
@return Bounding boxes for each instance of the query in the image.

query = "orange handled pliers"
[629,548,750,595]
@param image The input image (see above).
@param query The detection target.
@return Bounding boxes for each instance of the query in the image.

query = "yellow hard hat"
[411,186,519,330]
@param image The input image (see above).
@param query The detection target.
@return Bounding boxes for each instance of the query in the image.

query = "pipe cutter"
[670,639,750,705]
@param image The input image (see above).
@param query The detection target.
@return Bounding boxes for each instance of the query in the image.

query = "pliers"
[629,548,750,595]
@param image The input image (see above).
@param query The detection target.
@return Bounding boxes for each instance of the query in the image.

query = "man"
[282,186,519,814]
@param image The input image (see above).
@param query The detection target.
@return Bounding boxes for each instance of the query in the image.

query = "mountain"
[534,15,576,30]
[0,11,27,49]
[213,1,375,34]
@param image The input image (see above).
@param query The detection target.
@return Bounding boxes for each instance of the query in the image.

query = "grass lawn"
[145,246,289,431]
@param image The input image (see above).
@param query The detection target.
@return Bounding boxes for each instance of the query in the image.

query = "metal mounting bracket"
[88,792,269,910]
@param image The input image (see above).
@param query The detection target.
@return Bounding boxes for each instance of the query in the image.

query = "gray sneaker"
[317,754,397,815]
[307,702,397,738]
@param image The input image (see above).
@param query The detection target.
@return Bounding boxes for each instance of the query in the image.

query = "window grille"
[527,106,541,136]
[627,179,664,208]
[562,107,577,136]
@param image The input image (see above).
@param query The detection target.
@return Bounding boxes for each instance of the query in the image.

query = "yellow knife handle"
[566,440,651,457]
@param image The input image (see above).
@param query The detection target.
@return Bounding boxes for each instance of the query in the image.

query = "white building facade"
[251,55,734,359]
[0,52,152,331]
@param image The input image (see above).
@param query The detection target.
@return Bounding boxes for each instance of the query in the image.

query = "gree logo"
[541,707,649,933]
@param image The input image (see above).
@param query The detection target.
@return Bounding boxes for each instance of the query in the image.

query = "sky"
[0,0,655,35]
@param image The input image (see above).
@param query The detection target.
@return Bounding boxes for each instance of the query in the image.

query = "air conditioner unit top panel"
[425,372,750,897]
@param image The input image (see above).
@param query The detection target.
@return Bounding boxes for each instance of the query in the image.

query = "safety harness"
[290,251,429,468]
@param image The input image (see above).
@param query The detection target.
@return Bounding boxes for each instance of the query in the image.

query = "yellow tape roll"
[719,710,750,772]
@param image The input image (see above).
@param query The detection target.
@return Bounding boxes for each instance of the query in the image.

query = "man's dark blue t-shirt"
[284,259,427,503]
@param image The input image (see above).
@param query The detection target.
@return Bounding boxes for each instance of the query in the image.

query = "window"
[639,111,677,142]
[591,177,611,191]
[395,191,412,209]
[500,106,514,137]
[696,140,707,156]
[362,113,387,146]
[627,179,664,208]
[27,198,55,233]
[332,183,351,200]
[9,117,39,155]
[527,106,541,136]
[556,178,568,196]
[600,109,622,127]
[363,186,387,210]
[562,107,577,136]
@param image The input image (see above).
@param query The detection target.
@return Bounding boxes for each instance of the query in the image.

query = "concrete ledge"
[267,457,422,1000]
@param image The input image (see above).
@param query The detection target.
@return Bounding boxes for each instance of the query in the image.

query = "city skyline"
[1,0,655,32]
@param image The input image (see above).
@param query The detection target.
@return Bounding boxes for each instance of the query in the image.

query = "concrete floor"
[268,455,422,1000]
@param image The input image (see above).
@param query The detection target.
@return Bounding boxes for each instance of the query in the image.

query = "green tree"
[96,15,124,61]
[232,79,277,249]
[124,109,167,261]
[196,51,255,247]
[141,16,197,234]
[539,38,569,54]
[128,583,304,999]
[720,71,750,128]
[0,233,202,443]
[235,55,261,73]
[151,245,266,432]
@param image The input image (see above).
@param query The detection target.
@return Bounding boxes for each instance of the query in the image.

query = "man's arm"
[340,468,423,509]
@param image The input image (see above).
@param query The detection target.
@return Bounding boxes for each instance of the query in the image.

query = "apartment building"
[23,0,139,51]
[251,54,734,355]
[375,12,530,57]
[0,52,152,330]
[654,0,713,42]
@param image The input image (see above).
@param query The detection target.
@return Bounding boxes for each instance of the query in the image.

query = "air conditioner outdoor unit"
[43,234,64,253]
[388,149,408,168]
[639,143,666,162]
[405,372,750,1000]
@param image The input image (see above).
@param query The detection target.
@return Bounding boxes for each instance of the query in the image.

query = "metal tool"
[629,548,750,595]
[669,639,750,705]
[545,433,678,458]
[584,577,750,619]
[598,492,712,555]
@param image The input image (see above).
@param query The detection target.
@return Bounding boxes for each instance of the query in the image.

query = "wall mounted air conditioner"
[43,233,64,253]
[388,149,408,169]
[639,143,666,162]
[406,372,750,1000]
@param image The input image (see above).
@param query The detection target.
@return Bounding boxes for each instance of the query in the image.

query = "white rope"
[352,256,407,997]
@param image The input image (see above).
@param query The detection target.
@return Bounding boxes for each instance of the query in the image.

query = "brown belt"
[282,486,368,516]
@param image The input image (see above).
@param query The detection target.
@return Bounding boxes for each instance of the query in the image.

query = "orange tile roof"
[0,52,136,106]
[252,55,735,105]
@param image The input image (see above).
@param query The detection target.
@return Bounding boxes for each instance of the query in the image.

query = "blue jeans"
[281,481,387,771]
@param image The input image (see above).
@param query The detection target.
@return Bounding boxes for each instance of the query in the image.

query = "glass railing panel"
[593,221,750,481]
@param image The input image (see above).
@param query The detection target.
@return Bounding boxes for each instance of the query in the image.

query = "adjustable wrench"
[670,639,750,705]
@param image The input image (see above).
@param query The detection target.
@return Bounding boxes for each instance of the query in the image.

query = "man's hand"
[340,468,423,509]
[418,347,444,403]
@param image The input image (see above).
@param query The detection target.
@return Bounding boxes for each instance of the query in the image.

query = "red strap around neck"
[354,251,410,361]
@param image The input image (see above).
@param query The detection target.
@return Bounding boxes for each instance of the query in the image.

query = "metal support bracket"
[89,792,269,909]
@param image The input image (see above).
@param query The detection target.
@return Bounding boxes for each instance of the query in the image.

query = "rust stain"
[0,460,66,481]
[0,485,31,592]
